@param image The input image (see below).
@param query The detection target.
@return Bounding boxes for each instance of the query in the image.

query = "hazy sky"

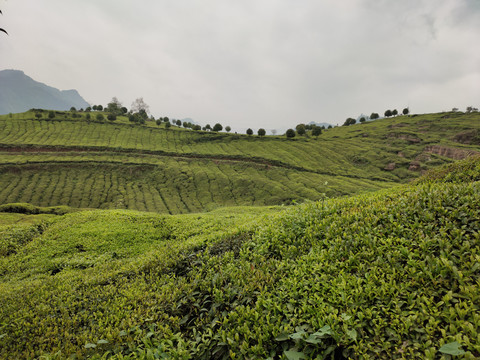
[1,0,479,130]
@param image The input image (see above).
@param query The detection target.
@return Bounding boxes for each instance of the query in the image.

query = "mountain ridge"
[0,69,90,114]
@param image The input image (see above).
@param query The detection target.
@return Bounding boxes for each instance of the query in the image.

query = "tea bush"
[1,159,479,358]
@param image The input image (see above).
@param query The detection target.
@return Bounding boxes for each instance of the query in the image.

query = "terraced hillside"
[1,157,479,359]
[0,110,479,212]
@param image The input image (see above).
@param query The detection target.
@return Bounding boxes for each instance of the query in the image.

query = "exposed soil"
[453,130,480,145]
[423,145,480,160]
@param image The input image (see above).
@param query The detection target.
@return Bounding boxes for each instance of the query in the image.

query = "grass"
[0,157,479,359]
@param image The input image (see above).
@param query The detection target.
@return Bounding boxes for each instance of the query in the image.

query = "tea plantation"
[0,157,479,359]
[0,110,479,212]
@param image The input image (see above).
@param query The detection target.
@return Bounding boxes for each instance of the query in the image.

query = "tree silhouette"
[213,123,223,132]
[311,126,322,137]
[295,124,306,135]
[286,129,296,138]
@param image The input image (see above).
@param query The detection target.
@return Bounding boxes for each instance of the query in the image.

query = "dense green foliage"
[0,157,479,359]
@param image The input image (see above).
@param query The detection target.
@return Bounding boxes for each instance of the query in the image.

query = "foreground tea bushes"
[0,207,282,358]
[1,159,480,359]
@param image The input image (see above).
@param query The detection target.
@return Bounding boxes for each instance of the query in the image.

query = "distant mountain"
[308,121,333,128]
[0,69,90,114]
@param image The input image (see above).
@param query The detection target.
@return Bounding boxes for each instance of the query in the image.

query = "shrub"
[213,123,223,132]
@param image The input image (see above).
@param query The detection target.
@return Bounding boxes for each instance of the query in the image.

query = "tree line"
[342,108,410,126]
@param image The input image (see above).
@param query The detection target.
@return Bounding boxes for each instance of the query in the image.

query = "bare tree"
[131,97,150,114]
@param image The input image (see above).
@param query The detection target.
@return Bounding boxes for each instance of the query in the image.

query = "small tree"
[205,124,212,131]
[213,123,223,132]
[131,97,149,114]
[296,124,306,135]
[392,109,398,116]
[225,126,231,133]
[106,97,123,116]
[107,114,116,121]
[246,128,253,136]
[286,129,296,138]
[48,111,55,119]
[384,109,392,117]
[370,113,379,120]
[402,108,409,115]
[137,109,148,120]
[312,125,322,137]
[85,113,91,120]
[343,118,356,126]
[70,107,77,112]
[257,128,266,136]
[35,112,42,119]
[163,117,170,123]
[165,122,171,129]
[176,119,182,126]
[359,117,366,123]
[85,107,92,112]
[96,113,104,121]
[192,125,201,131]
[156,119,162,126]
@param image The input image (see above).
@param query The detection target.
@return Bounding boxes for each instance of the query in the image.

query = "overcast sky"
[1,0,479,130]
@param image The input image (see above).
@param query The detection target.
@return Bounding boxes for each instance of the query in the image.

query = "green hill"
[0,157,479,358]
[0,110,479,213]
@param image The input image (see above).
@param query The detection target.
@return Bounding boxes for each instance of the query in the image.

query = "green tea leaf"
[305,335,323,344]
[284,350,306,360]
[289,330,307,340]
[312,325,333,338]
[438,341,466,356]
[275,333,289,341]
[346,329,358,341]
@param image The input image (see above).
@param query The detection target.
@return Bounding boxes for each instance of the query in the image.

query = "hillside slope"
[0,70,90,114]
[0,110,479,213]
[0,157,479,359]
